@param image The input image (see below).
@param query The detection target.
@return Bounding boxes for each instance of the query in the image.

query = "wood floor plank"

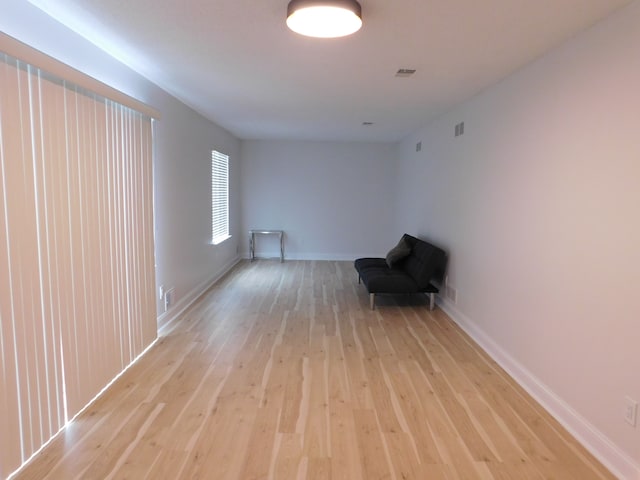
[238,407,280,480]
[384,431,423,479]
[278,357,305,434]
[272,433,304,479]
[353,409,393,480]
[78,401,158,479]
[12,260,617,480]
[380,358,442,464]
[329,402,363,479]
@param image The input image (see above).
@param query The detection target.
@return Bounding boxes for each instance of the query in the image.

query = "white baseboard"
[241,252,376,262]
[283,253,359,261]
[437,298,640,480]
[157,255,241,334]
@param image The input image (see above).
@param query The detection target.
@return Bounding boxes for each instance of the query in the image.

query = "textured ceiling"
[30,0,631,142]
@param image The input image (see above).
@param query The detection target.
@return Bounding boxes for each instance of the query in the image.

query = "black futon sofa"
[354,234,447,310]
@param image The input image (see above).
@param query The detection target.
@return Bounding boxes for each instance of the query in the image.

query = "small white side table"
[249,229,284,262]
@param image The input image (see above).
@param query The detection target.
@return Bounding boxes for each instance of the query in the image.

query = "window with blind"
[211,150,229,244]
[0,34,158,479]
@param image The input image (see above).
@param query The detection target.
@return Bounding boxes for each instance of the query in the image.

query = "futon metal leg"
[370,293,375,310]
[429,293,435,311]
[358,275,361,284]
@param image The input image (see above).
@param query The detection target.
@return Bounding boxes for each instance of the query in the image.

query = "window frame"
[211,149,230,245]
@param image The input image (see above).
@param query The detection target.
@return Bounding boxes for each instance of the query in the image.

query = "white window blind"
[0,45,157,478]
[211,150,229,244]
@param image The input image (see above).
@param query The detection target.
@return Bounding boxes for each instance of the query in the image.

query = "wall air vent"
[395,68,416,78]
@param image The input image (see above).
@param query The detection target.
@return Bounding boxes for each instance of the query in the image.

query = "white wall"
[0,0,241,327]
[395,3,640,478]
[240,140,398,260]
[153,95,241,327]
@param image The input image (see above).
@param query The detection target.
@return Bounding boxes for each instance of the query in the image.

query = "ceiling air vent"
[395,68,416,78]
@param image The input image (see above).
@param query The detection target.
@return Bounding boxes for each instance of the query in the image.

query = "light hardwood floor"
[15,260,615,479]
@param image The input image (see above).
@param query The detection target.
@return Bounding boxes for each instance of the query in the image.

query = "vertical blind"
[0,48,157,478]
[211,150,229,244]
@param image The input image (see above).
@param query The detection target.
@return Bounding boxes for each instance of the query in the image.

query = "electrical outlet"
[159,285,165,301]
[624,396,637,427]
[446,285,458,304]
[163,287,176,312]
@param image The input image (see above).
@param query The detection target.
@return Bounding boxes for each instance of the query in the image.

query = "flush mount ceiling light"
[286,0,362,38]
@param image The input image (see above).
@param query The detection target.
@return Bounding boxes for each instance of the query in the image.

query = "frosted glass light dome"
[286,0,362,38]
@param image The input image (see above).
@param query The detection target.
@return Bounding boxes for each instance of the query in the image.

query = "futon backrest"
[397,234,447,290]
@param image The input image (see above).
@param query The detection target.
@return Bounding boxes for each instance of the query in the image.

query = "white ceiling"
[31,0,631,142]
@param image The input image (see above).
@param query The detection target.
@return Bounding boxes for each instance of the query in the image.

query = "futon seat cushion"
[360,266,420,293]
